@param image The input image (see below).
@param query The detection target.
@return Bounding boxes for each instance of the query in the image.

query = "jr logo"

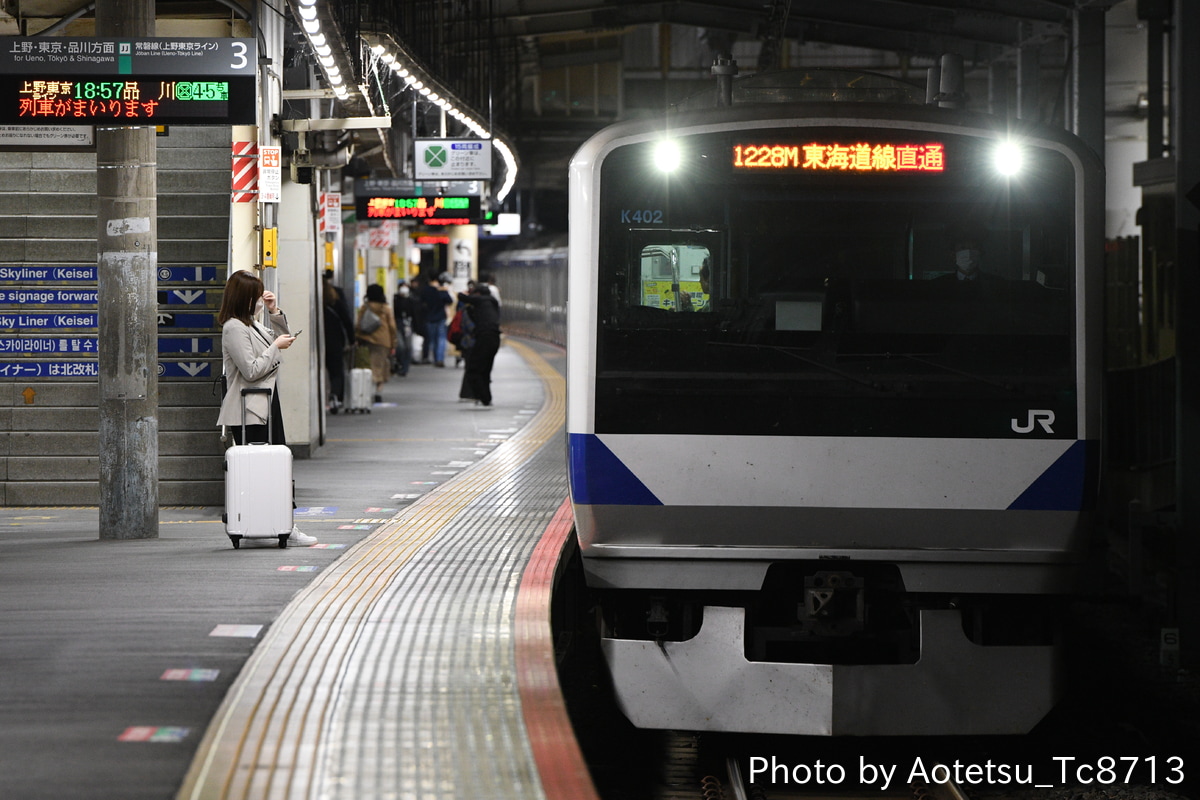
[1012,409,1055,434]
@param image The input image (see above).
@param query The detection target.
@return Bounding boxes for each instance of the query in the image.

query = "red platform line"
[515,497,601,800]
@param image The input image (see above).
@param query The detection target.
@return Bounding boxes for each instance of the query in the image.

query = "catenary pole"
[96,0,158,540]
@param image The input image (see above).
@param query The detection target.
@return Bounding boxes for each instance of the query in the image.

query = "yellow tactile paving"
[178,340,567,800]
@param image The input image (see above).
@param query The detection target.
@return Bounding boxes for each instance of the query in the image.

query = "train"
[492,67,1104,736]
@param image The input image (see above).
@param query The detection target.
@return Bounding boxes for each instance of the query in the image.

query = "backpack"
[447,305,475,347]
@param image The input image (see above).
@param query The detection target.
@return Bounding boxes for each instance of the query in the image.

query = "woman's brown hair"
[218,270,264,326]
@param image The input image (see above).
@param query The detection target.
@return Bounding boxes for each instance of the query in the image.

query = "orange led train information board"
[733,142,945,172]
[362,195,482,225]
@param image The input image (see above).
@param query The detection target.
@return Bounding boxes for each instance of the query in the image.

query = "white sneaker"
[289,527,317,546]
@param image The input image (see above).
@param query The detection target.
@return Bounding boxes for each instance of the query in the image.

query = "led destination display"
[733,142,946,172]
[360,195,482,225]
[2,75,254,125]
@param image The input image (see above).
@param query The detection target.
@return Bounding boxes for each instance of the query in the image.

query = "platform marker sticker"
[277,565,318,572]
[390,493,421,500]
[410,481,438,485]
[294,506,337,516]
[119,726,191,743]
[209,624,262,638]
[310,543,346,549]
[337,524,372,530]
[161,668,220,682]
[363,507,396,513]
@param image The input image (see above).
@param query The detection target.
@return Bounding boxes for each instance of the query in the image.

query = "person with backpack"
[454,283,501,406]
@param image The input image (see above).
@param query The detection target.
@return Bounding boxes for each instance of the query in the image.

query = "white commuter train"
[562,69,1104,736]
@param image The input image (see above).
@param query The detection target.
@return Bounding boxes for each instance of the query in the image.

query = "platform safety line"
[179,339,566,800]
[515,496,602,800]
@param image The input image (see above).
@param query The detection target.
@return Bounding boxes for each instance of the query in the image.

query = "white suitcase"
[347,367,373,413]
[223,388,293,549]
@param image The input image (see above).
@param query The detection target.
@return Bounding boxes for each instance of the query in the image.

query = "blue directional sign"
[0,361,98,377]
[158,266,219,282]
[0,266,96,282]
[157,289,208,305]
[0,312,97,329]
[0,289,96,304]
[158,361,211,378]
[158,337,214,354]
[157,312,216,329]
[0,336,97,354]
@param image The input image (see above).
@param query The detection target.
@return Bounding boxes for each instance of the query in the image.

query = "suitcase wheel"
[278,535,289,549]
[230,535,242,550]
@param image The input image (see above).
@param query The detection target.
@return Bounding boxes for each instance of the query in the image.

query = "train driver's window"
[637,244,712,312]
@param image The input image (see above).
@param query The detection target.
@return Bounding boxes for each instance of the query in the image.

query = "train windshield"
[595,126,1079,438]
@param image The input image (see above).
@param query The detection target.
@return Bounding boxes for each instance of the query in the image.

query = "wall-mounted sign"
[0,37,257,126]
[1,37,256,76]
[0,124,92,148]
[732,142,946,172]
[413,139,492,180]
[259,145,282,203]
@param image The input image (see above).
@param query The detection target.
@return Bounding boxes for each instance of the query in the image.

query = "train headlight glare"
[994,140,1024,176]
[654,139,681,172]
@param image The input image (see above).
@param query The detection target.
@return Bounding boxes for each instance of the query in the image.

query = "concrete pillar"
[1172,0,1200,668]
[96,0,158,539]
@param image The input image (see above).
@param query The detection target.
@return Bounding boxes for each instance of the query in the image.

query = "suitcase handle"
[240,387,274,444]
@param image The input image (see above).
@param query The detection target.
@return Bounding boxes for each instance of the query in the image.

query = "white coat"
[216,310,291,428]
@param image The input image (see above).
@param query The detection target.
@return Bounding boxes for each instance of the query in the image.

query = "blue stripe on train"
[568,433,662,506]
[1007,440,1094,511]
[570,433,1094,511]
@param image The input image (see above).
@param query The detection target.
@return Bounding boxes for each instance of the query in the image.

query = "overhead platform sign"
[414,139,492,180]
[357,179,485,226]
[0,37,256,126]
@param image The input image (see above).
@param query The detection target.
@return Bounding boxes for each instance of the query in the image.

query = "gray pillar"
[96,0,158,539]
[1071,6,1106,161]
[1173,0,1200,668]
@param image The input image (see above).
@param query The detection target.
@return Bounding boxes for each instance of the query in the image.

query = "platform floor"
[0,339,589,800]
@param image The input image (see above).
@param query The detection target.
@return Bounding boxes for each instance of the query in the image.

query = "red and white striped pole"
[231,140,258,203]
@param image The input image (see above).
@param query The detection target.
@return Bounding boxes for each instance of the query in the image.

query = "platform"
[0,339,596,800]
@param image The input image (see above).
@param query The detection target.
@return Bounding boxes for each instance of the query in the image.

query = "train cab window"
[637,244,712,312]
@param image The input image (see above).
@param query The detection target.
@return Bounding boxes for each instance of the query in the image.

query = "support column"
[1173,0,1200,668]
[96,0,157,539]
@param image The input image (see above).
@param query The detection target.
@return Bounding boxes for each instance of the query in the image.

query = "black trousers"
[230,390,287,446]
[463,331,500,405]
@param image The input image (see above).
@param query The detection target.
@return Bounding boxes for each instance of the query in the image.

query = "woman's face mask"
[254,298,265,315]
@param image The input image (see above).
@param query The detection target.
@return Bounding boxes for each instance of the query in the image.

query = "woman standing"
[356,283,398,403]
[216,270,316,546]
[455,284,501,406]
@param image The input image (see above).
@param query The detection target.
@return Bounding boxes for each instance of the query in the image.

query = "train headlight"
[993,140,1024,177]
[654,139,682,172]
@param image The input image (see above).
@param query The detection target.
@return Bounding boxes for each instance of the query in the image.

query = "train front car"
[566,85,1104,736]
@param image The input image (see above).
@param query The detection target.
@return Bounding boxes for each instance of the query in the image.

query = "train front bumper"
[602,605,1057,736]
